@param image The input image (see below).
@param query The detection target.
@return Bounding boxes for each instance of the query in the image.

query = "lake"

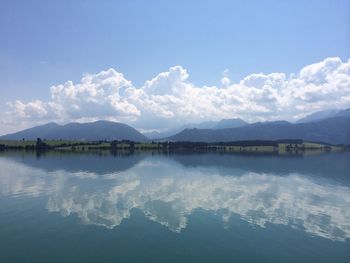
[0,151,349,262]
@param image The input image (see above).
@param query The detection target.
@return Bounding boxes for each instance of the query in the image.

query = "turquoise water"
[0,151,349,262]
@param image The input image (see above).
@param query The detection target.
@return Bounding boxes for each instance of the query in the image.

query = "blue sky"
[0,0,350,134]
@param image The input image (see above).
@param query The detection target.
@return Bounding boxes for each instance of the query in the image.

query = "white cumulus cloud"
[2,57,350,133]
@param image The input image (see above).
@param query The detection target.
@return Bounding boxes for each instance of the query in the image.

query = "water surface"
[0,151,349,262]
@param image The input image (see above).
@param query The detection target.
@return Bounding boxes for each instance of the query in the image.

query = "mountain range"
[0,121,147,142]
[166,108,350,144]
[1,108,349,145]
[167,117,350,145]
[296,108,350,123]
[143,118,247,139]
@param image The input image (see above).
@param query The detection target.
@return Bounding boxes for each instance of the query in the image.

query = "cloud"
[1,157,350,241]
[50,68,140,120]
[221,77,231,86]
[2,57,350,132]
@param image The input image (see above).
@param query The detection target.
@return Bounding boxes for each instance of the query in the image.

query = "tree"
[36,138,43,148]
[36,137,50,150]
[111,140,118,150]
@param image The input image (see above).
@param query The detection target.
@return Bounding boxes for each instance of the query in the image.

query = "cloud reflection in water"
[0,157,349,242]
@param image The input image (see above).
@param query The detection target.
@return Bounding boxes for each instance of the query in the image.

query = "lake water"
[0,151,349,262]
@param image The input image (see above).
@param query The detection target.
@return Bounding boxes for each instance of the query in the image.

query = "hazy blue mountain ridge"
[296,107,350,123]
[0,120,148,141]
[1,115,349,145]
[167,117,350,145]
[143,118,247,139]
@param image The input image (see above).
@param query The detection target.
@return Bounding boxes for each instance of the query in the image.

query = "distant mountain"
[189,121,217,129]
[142,131,162,140]
[335,108,350,118]
[142,129,184,140]
[214,118,247,129]
[188,118,247,130]
[167,117,350,145]
[142,118,247,139]
[296,107,350,123]
[0,120,148,141]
